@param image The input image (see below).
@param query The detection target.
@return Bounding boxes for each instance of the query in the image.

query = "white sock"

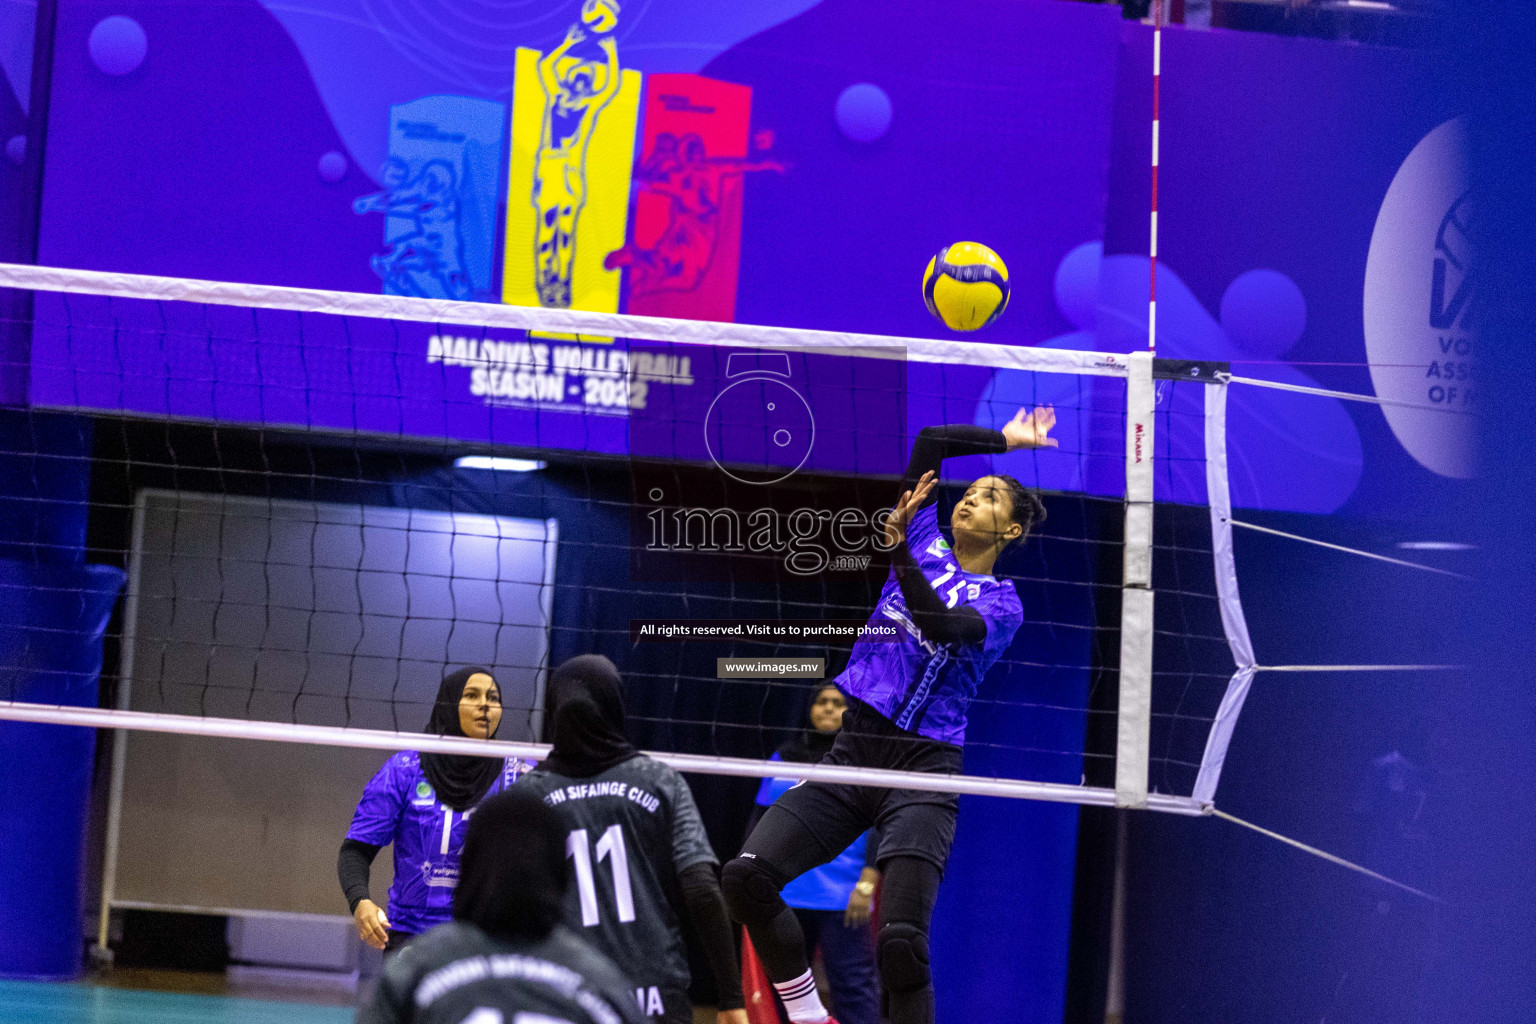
[773,969,829,1023]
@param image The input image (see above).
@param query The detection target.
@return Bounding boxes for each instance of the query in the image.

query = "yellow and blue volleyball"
[581,0,620,33]
[922,242,1010,332]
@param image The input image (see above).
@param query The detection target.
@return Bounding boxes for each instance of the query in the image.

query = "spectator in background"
[747,685,881,1024]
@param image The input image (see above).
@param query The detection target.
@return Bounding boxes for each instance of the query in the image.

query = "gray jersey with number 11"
[515,755,717,1002]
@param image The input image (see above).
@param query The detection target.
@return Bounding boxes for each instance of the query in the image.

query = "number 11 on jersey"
[566,825,636,926]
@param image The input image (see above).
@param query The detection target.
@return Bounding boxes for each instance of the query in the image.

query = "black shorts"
[744,698,963,876]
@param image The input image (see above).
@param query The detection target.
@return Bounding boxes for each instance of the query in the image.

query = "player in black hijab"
[519,655,748,1024]
[452,786,568,937]
[360,787,645,1024]
[339,666,532,952]
[539,653,640,777]
[421,665,508,811]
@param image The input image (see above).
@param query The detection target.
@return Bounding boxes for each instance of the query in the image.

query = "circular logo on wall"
[1363,117,1476,479]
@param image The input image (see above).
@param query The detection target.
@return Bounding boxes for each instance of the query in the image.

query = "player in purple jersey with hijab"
[339,666,534,953]
[722,408,1056,1024]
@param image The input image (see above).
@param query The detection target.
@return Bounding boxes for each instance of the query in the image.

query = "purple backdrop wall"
[19,4,1474,522]
[6,3,1477,1017]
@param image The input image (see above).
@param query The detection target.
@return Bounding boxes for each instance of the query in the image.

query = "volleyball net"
[0,262,1257,817]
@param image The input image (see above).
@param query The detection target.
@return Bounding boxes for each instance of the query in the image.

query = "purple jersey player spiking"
[837,500,1024,745]
[723,409,1058,1024]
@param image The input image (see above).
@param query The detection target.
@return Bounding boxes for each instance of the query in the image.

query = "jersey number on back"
[567,825,636,926]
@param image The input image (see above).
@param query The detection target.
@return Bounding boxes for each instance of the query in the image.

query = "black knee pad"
[721,856,786,928]
[876,921,931,994]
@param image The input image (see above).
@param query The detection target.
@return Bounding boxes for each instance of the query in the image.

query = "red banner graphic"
[609,73,782,322]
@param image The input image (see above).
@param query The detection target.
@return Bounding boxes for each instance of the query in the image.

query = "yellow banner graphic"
[502,38,642,320]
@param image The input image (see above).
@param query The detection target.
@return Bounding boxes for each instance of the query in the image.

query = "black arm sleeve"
[893,542,988,646]
[338,838,382,914]
[888,424,1003,648]
[903,424,1008,500]
[678,862,745,1011]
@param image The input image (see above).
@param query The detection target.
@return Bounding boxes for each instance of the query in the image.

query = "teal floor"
[0,980,354,1024]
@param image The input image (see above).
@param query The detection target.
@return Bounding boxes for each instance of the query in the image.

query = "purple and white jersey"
[839,505,1023,746]
[346,751,533,934]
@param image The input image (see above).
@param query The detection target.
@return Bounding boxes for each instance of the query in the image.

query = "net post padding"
[0,702,1206,815]
[1192,380,1258,806]
[1115,351,1155,809]
[0,262,1125,377]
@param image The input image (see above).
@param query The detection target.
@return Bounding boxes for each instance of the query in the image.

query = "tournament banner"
[31,0,1465,518]
[354,95,506,303]
[501,40,641,320]
[611,74,778,323]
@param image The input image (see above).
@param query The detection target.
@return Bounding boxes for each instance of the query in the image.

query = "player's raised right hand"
[884,471,936,548]
[1002,405,1058,450]
[353,898,390,950]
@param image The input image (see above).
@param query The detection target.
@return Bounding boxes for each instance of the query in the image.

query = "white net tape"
[0,262,1262,816]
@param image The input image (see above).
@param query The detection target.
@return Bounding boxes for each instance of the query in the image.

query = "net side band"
[1193,381,1259,807]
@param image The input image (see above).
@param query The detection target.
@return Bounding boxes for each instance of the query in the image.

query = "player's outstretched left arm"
[899,406,1054,508]
[881,411,1053,645]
